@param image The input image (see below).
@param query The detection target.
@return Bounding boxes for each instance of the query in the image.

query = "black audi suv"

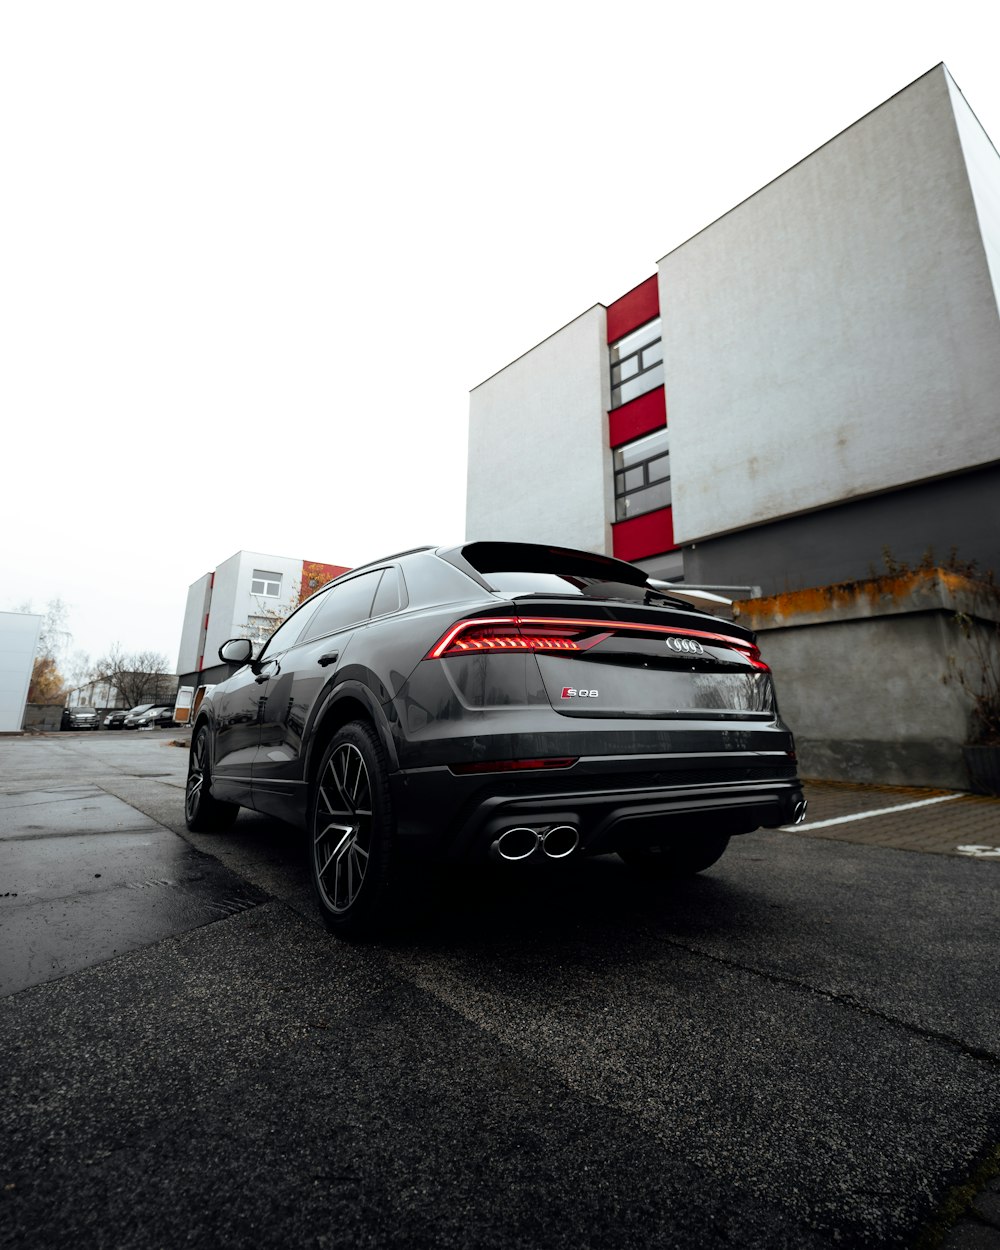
[186,542,805,935]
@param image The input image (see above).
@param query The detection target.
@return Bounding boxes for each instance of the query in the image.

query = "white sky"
[3,1,997,674]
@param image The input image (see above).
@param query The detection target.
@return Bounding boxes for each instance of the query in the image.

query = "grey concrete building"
[465,65,1000,788]
[467,64,1000,593]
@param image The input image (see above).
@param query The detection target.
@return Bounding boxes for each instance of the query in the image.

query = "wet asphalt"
[1,732,999,1249]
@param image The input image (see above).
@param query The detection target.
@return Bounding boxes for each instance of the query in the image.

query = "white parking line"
[784,792,962,831]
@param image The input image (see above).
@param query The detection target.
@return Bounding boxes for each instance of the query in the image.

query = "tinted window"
[371,567,401,617]
[483,572,656,603]
[258,593,324,658]
[609,317,663,409]
[299,570,383,643]
[456,541,652,604]
[399,554,480,608]
[614,427,671,521]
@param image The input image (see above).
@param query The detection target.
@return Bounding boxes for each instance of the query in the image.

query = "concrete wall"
[660,64,1000,547]
[467,307,613,555]
[0,611,42,733]
[735,570,997,789]
[22,704,63,732]
[683,461,1000,598]
[177,572,213,676]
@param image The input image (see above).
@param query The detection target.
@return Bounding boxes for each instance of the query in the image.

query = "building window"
[251,569,282,597]
[610,316,663,409]
[614,427,670,521]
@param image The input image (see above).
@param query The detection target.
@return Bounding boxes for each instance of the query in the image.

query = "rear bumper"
[390,753,804,862]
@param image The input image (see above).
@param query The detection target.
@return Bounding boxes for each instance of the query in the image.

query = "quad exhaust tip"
[493,824,580,862]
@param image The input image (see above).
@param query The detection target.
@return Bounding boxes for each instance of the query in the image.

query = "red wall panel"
[612,506,675,562]
[300,560,351,603]
[608,386,666,448]
[606,275,660,343]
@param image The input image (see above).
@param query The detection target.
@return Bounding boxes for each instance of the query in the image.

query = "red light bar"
[449,757,578,775]
[426,618,585,660]
[426,615,764,664]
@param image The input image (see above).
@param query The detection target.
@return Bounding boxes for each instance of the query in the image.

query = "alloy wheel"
[185,732,208,823]
[314,742,373,913]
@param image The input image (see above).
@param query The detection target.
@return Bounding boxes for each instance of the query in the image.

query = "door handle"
[317,651,339,667]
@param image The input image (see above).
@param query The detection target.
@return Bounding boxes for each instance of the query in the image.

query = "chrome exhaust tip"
[493,826,541,861]
[792,799,809,825]
[541,824,579,859]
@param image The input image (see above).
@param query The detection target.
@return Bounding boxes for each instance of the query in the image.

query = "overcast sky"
[3,1,998,674]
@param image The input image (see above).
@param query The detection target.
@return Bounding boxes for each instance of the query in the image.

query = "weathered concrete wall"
[662,66,1000,548]
[22,704,64,733]
[734,570,997,790]
[467,306,613,555]
[0,611,42,733]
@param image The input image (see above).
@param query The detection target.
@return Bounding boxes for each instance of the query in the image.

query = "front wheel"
[185,726,239,832]
[619,834,731,877]
[309,721,395,938]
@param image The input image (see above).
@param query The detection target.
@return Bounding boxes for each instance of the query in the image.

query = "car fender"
[307,678,401,776]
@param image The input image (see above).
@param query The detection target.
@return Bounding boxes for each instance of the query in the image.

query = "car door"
[212,595,324,786]
[251,569,386,819]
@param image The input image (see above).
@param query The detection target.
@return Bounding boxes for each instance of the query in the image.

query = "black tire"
[185,725,240,833]
[618,833,731,876]
[309,721,395,938]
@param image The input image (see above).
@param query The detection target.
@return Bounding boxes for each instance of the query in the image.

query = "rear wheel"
[309,721,395,938]
[619,833,731,876]
[185,726,239,832]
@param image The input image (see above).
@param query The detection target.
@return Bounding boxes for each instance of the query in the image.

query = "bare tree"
[13,598,72,660]
[92,645,173,709]
[66,650,94,688]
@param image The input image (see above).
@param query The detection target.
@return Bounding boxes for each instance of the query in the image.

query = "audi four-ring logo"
[666,637,705,654]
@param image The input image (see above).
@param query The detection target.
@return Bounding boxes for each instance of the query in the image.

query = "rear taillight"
[743,644,770,672]
[425,615,767,667]
[426,618,588,660]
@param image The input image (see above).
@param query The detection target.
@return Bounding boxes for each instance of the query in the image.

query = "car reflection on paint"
[186,542,806,937]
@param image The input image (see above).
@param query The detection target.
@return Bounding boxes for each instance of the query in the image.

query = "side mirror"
[219,638,254,664]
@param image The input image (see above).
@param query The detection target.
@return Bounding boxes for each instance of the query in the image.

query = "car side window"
[371,566,402,617]
[257,594,324,660]
[298,570,384,644]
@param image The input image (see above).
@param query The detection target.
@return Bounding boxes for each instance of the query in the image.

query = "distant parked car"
[123,705,156,729]
[103,709,130,729]
[134,706,174,730]
[62,706,100,731]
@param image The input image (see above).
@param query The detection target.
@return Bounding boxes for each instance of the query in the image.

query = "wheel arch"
[305,681,399,792]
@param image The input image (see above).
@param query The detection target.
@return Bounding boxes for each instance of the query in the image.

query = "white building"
[177,550,349,689]
[0,611,42,732]
[467,64,1000,594]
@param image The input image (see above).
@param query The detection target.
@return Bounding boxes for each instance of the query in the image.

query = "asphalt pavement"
[1,731,999,1249]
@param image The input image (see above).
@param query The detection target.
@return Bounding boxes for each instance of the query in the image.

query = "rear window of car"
[457,542,651,603]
